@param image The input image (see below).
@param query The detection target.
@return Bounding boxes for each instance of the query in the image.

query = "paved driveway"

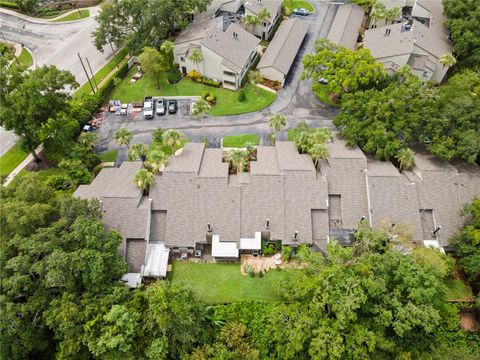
[96,1,339,151]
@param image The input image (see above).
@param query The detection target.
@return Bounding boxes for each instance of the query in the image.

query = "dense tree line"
[93,0,211,55]
[443,0,480,70]
[303,39,480,165]
[2,177,478,359]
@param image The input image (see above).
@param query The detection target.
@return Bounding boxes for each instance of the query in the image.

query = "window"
[422,70,430,78]
[180,57,185,62]
[223,70,236,77]
[263,22,267,27]
[224,80,236,86]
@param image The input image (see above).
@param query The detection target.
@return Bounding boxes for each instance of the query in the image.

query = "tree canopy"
[0,62,78,162]
[333,66,480,163]
[302,40,386,98]
[443,0,480,69]
[93,0,211,55]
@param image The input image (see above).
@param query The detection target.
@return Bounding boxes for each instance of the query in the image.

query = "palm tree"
[163,129,184,156]
[78,132,98,148]
[439,53,457,68]
[152,128,163,148]
[257,8,271,39]
[268,113,286,145]
[226,149,247,174]
[128,142,148,164]
[244,141,256,160]
[257,8,271,25]
[134,169,155,195]
[191,99,211,141]
[396,148,415,171]
[247,70,263,94]
[187,48,203,74]
[243,14,261,34]
[384,7,401,25]
[369,2,386,27]
[309,143,328,169]
[146,150,168,173]
[310,128,331,145]
[114,128,132,150]
[160,40,175,70]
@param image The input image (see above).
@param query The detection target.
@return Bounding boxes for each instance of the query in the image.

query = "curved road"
[0,7,116,155]
[98,0,340,153]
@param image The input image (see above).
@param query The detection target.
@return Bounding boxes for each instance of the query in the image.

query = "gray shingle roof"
[327,3,364,50]
[201,22,260,73]
[257,18,309,75]
[76,138,480,264]
[174,9,219,45]
[367,159,424,241]
[364,11,451,61]
[74,162,143,200]
[244,0,280,22]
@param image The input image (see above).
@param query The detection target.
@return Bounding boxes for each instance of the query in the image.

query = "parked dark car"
[168,99,178,114]
[293,8,310,16]
[156,98,166,115]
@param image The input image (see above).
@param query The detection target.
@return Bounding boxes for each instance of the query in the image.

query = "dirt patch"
[240,254,303,275]
[460,310,480,332]
[24,152,55,172]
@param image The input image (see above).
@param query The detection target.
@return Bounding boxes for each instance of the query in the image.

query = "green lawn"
[223,134,259,147]
[73,48,129,99]
[283,0,314,14]
[313,84,338,107]
[169,262,286,304]
[109,68,276,116]
[0,143,29,179]
[99,149,118,162]
[53,9,89,22]
[445,279,473,301]
[11,48,33,70]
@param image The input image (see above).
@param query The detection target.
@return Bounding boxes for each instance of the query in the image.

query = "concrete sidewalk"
[3,144,43,187]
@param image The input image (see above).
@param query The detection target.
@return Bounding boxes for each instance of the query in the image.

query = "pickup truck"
[143,97,154,119]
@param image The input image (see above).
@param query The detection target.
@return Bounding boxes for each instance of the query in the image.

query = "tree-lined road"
[0,7,115,155]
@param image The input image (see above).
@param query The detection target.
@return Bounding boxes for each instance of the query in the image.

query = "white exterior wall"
[201,47,226,82]
[244,6,280,39]
[258,67,285,84]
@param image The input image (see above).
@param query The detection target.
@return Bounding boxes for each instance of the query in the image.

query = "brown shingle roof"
[257,18,309,75]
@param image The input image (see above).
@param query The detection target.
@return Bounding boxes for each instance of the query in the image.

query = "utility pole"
[77,52,95,94]
[85,56,98,91]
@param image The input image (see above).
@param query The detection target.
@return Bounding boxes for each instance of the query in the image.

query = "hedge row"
[89,60,130,107]
[0,1,19,9]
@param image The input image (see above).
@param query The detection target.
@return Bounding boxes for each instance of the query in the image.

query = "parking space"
[102,96,199,125]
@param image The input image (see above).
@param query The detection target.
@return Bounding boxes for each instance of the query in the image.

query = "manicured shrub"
[206,94,215,104]
[187,70,202,81]
[237,89,246,102]
[261,242,275,256]
[281,245,293,262]
[167,69,181,84]
[201,91,210,100]
[0,1,19,9]
[202,78,220,87]
[258,270,264,278]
